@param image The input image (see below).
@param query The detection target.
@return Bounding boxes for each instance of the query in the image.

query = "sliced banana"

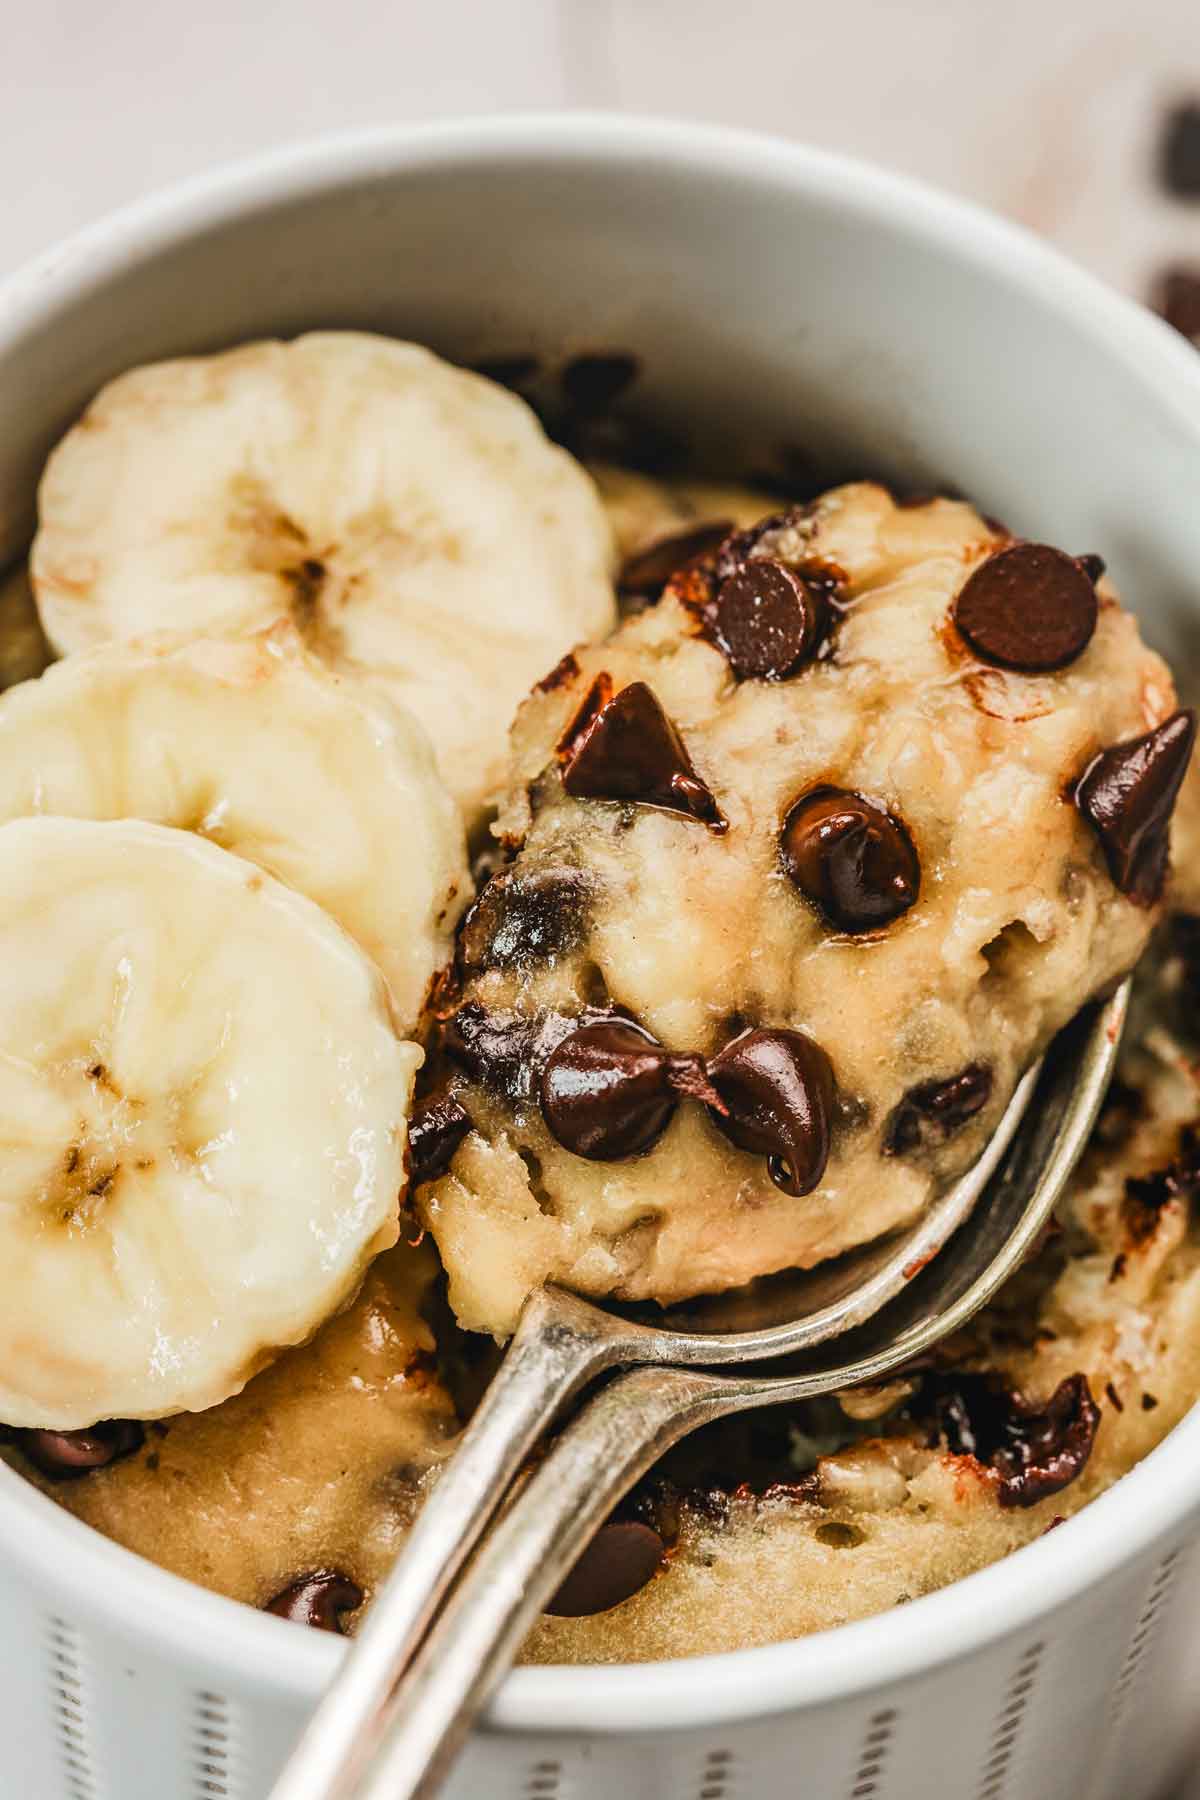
[32,333,618,826]
[0,563,52,691]
[0,816,418,1428]
[0,625,467,1031]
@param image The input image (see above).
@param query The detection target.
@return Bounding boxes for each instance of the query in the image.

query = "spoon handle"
[353,1362,761,1800]
[269,1286,639,1800]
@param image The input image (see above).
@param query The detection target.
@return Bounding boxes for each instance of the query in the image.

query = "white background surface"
[1,0,1199,303]
[3,4,1200,1793]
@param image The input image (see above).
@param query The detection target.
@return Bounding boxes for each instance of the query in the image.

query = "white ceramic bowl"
[3,114,1200,1800]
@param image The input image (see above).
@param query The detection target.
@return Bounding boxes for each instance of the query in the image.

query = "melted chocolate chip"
[533,651,580,695]
[560,353,640,416]
[1122,1125,1200,1243]
[707,1027,835,1196]
[8,1420,144,1481]
[407,1093,471,1186]
[954,543,1098,671]
[618,522,734,613]
[442,1004,546,1105]
[884,1064,993,1156]
[1073,708,1196,905]
[544,1520,664,1617]
[714,558,827,680]
[556,671,614,759]
[915,1371,1099,1509]
[265,1570,363,1633]
[1078,553,1106,584]
[459,867,590,972]
[1159,101,1200,198]
[562,681,726,831]
[540,1018,721,1161]
[780,788,920,934]
[1151,266,1200,341]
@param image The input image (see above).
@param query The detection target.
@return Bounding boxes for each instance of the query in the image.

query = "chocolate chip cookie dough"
[525,935,1200,1660]
[419,483,1191,1335]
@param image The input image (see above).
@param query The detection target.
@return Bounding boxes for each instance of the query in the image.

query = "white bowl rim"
[2,109,1200,1740]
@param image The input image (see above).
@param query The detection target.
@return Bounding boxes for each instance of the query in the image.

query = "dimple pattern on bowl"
[4,1528,1200,1799]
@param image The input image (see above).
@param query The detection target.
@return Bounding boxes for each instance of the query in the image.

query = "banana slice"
[32,333,618,826]
[0,625,467,1032]
[0,815,418,1428]
[0,563,52,691]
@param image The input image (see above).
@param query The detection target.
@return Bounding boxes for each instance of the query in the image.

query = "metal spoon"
[270,980,1128,1800]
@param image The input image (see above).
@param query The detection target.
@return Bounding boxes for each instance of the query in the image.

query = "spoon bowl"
[272,979,1129,1800]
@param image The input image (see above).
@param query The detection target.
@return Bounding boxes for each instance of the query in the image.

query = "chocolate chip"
[1150,265,1200,342]
[556,671,613,758]
[441,1004,545,1105]
[265,1570,363,1633]
[1078,553,1106,584]
[914,1370,1099,1507]
[780,788,919,934]
[459,867,590,972]
[715,509,805,580]
[954,543,1098,672]
[560,353,640,415]
[1121,1124,1200,1243]
[707,1027,835,1195]
[618,521,733,611]
[562,681,726,832]
[1158,101,1200,199]
[714,559,827,680]
[533,651,580,695]
[1073,708,1196,905]
[8,1420,144,1481]
[407,1093,471,1186]
[544,1520,663,1617]
[540,1018,721,1161]
[884,1064,993,1156]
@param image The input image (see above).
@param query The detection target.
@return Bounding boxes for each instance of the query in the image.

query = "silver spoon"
[270,980,1128,1800]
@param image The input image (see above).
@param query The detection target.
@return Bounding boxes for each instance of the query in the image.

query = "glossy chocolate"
[544,1520,664,1617]
[265,1570,364,1633]
[780,787,920,933]
[562,681,726,831]
[885,1063,993,1156]
[540,1018,720,1161]
[407,1092,471,1187]
[707,1026,835,1195]
[916,1371,1100,1509]
[1073,708,1196,905]
[442,1004,545,1105]
[9,1419,144,1481]
[458,867,590,972]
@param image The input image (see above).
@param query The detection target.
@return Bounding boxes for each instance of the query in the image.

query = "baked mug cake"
[0,334,1196,1657]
